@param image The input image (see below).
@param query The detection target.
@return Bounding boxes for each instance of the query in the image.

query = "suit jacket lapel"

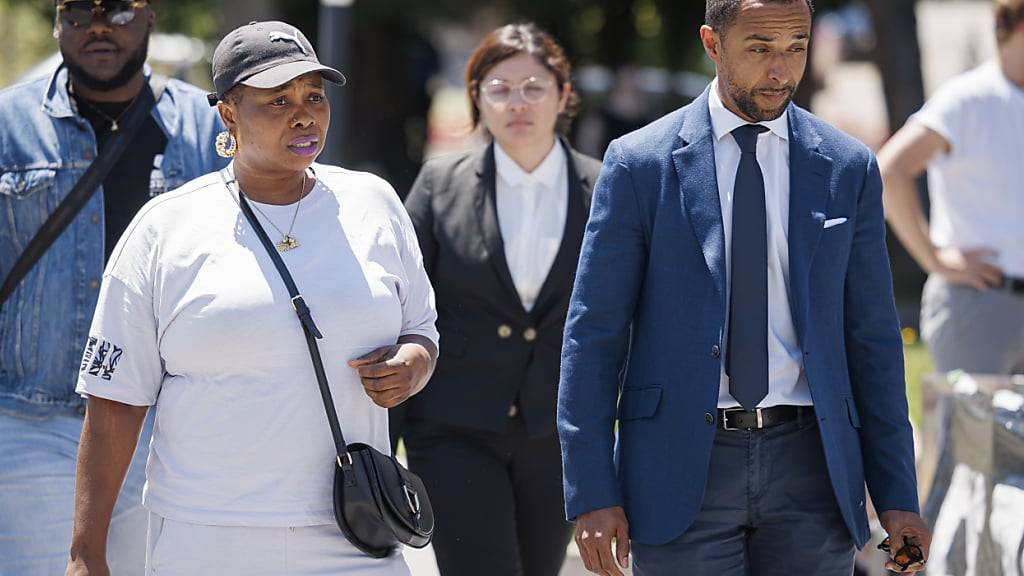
[787,108,833,346]
[673,87,727,312]
[530,142,593,321]
[474,143,521,307]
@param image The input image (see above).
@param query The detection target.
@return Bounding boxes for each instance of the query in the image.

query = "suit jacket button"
[498,324,513,339]
[712,345,721,358]
[704,412,715,425]
[508,405,519,417]
[523,328,538,342]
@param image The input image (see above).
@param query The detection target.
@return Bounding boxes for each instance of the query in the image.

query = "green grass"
[903,337,934,426]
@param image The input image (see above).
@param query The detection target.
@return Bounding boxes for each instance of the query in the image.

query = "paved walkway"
[403,543,632,576]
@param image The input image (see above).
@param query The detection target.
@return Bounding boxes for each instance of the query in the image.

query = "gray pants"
[920,276,1024,374]
[631,417,855,576]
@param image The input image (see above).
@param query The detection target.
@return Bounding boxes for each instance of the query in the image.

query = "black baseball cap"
[208,20,346,106]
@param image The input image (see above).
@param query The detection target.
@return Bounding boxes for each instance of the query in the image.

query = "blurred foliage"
[904,340,934,427]
[315,0,855,69]
[2,0,867,88]
[0,0,221,88]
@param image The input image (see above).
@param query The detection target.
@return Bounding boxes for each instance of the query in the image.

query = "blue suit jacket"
[557,87,919,548]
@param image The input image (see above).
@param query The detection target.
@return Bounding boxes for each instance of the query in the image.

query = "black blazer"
[403,140,601,437]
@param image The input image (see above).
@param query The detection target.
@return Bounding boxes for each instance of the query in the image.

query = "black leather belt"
[718,405,814,431]
[1005,276,1024,296]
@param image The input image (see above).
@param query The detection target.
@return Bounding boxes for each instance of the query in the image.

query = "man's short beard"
[723,73,796,122]
[62,37,149,93]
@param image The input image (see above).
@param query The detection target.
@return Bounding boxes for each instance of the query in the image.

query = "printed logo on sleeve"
[80,336,124,381]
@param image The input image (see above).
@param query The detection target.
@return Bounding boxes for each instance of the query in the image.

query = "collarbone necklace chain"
[69,81,138,133]
[240,170,308,252]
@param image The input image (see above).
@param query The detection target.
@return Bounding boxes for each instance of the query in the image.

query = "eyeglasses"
[478,77,556,106]
[58,0,148,29]
[877,536,925,571]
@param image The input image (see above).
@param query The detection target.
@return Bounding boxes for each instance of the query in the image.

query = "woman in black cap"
[396,23,601,576]
[65,21,437,575]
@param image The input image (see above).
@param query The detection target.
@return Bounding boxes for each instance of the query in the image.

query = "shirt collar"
[494,138,566,189]
[708,77,789,142]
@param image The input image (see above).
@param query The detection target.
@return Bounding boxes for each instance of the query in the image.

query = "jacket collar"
[672,83,833,345]
[472,136,593,319]
[40,63,176,135]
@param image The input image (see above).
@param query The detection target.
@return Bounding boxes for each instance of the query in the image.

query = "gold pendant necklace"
[243,171,308,252]
[70,82,138,133]
[276,235,301,252]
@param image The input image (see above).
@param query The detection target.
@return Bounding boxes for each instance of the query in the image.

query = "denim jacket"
[0,64,228,418]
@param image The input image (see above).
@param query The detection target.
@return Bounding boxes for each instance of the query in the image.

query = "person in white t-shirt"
[65,21,438,576]
[878,0,1024,374]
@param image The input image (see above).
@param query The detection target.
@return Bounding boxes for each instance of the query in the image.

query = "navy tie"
[726,124,769,411]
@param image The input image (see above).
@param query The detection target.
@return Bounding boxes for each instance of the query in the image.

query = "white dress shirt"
[494,140,568,311]
[708,79,812,409]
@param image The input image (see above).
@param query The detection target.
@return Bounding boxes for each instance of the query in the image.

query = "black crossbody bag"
[0,75,167,308]
[232,173,434,558]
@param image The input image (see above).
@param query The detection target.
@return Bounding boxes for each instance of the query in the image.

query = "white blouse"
[494,140,568,311]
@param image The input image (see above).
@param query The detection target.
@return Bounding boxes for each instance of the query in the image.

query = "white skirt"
[145,513,412,576]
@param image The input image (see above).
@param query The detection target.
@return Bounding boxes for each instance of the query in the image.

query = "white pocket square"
[823,217,848,229]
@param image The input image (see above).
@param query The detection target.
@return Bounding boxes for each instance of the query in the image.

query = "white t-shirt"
[911,61,1024,277]
[76,163,439,527]
[494,140,568,311]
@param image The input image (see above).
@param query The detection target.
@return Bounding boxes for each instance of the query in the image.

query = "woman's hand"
[349,336,437,408]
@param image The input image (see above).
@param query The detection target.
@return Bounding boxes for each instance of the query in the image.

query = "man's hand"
[879,510,932,573]
[349,341,433,408]
[933,246,1003,290]
[575,506,630,576]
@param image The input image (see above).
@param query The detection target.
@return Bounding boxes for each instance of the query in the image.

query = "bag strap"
[225,169,354,469]
[0,75,169,308]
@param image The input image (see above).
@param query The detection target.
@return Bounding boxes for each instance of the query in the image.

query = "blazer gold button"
[523,328,538,342]
[508,405,518,417]
[497,324,513,339]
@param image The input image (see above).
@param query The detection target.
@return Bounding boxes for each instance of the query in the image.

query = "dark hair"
[995,0,1024,43]
[706,0,814,36]
[464,22,580,132]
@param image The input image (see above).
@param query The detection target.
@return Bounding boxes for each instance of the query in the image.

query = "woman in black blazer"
[398,23,602,576]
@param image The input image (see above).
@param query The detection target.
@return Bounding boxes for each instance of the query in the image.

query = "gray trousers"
[921,276,1024,374]
[631,417,856,576]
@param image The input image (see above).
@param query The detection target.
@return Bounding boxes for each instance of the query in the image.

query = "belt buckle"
[721,407,764,431]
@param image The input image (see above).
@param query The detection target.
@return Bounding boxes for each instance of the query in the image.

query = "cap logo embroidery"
[268,30,307,55]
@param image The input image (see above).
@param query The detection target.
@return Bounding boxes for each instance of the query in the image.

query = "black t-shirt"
[75,96,168,261]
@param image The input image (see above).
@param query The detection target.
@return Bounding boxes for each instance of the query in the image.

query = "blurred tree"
[864,0,929,303]
[863,0,925,133]
[0,0,55,86]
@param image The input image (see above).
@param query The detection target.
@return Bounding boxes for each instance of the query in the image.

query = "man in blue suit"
[557,1,933,574]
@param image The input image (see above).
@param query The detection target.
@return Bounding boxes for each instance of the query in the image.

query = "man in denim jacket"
[0,2,226,573]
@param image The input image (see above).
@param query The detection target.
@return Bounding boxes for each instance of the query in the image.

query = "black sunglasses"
[58,0,148,29]
[877,536,926,572]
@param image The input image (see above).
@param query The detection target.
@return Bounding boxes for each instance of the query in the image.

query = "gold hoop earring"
[215,131,237,158]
